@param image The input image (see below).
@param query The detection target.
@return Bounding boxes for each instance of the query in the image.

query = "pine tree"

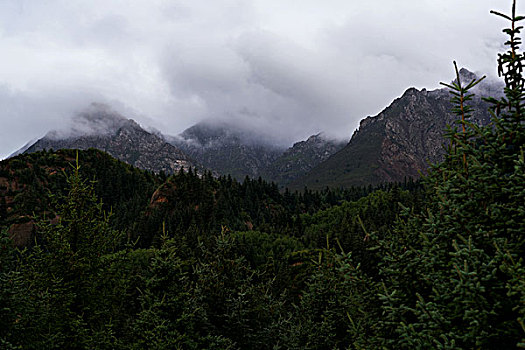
[0,229,31,349]
[19,153,123,348]
[375,1,525,347]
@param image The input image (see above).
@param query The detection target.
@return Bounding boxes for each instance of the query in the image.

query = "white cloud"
[0,0,519,158]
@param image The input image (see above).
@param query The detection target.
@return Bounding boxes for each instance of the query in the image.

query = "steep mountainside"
[11,70,499,189]
[23,105,195,174]
[291,69,500,190]
[14,108,345,184]
[169,121,347,184]
[169,121,285,180]
[263,133,347,186]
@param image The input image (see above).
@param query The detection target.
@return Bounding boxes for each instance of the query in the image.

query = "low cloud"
[0,0,517,158]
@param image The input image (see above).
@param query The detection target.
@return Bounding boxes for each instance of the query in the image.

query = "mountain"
[23,104,196,174]
[169,121,347,185]
[262,133,347,186]
[12,69,499,189]
[290,69,501,190]
[169,121,285,180]
[14,106,345,184]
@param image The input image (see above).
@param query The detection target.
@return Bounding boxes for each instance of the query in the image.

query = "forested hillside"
[0,149,423,349]
[1,2,524,349]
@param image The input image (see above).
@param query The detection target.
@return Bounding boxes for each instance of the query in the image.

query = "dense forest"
[1,2,524,349]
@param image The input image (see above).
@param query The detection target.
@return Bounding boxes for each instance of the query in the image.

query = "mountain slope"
[263,133,347,186]
[169,121,347,184]
[291,69,499,190]
[23,105,195,174]
[169,121,285,180]
[0,149,160,246]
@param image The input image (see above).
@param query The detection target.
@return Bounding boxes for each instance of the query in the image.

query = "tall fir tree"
[375,1,525,348]
[18,153,123,348]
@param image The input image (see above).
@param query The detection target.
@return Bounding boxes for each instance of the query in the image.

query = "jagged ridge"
[24,104,196,174]
[290,69,500,189]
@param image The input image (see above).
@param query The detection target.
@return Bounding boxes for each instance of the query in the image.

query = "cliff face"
[374,87,454,182]
[24,106,195,174]
[291,69,500,190]
[376,83,496,182]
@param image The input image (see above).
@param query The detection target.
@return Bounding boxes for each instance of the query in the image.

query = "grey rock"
[291,69,502,189]
[24,104,195,174]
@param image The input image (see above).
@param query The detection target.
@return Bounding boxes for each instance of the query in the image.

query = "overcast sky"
[0,0,518,159]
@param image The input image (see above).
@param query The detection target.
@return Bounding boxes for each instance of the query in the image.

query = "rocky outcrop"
[7,220,34,247]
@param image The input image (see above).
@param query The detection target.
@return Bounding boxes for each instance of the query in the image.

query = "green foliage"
[0,229,31,350]
[0,149,159,238]
[369,3,525,348]
[0,1,523,347]
[133,166,395,248]
[11,155,124,348]
[276,249,375,350]
[300,187,418,272]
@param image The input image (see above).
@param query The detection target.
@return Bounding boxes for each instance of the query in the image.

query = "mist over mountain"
[45,103,130,139]
[263,133,347,186]
[14,105,350,185]
[167,120,351,183]
[290,68,502,189]
[0,1,512,161]
[169,121,286,180]
[12,69,504,190]
[23,104,196,174]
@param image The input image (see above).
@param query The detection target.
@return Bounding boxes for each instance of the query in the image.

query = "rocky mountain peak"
[291,70,499,189]
[170,120,285,180]
[448,68,505,99]
[305,132,332,144]
[21,103,196,174]
[117,118,145,134]
[290,133,344,151]
[402,87,420,97]
[55,103,129,139]
[264,133,347,186]
[458,68,478,83]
